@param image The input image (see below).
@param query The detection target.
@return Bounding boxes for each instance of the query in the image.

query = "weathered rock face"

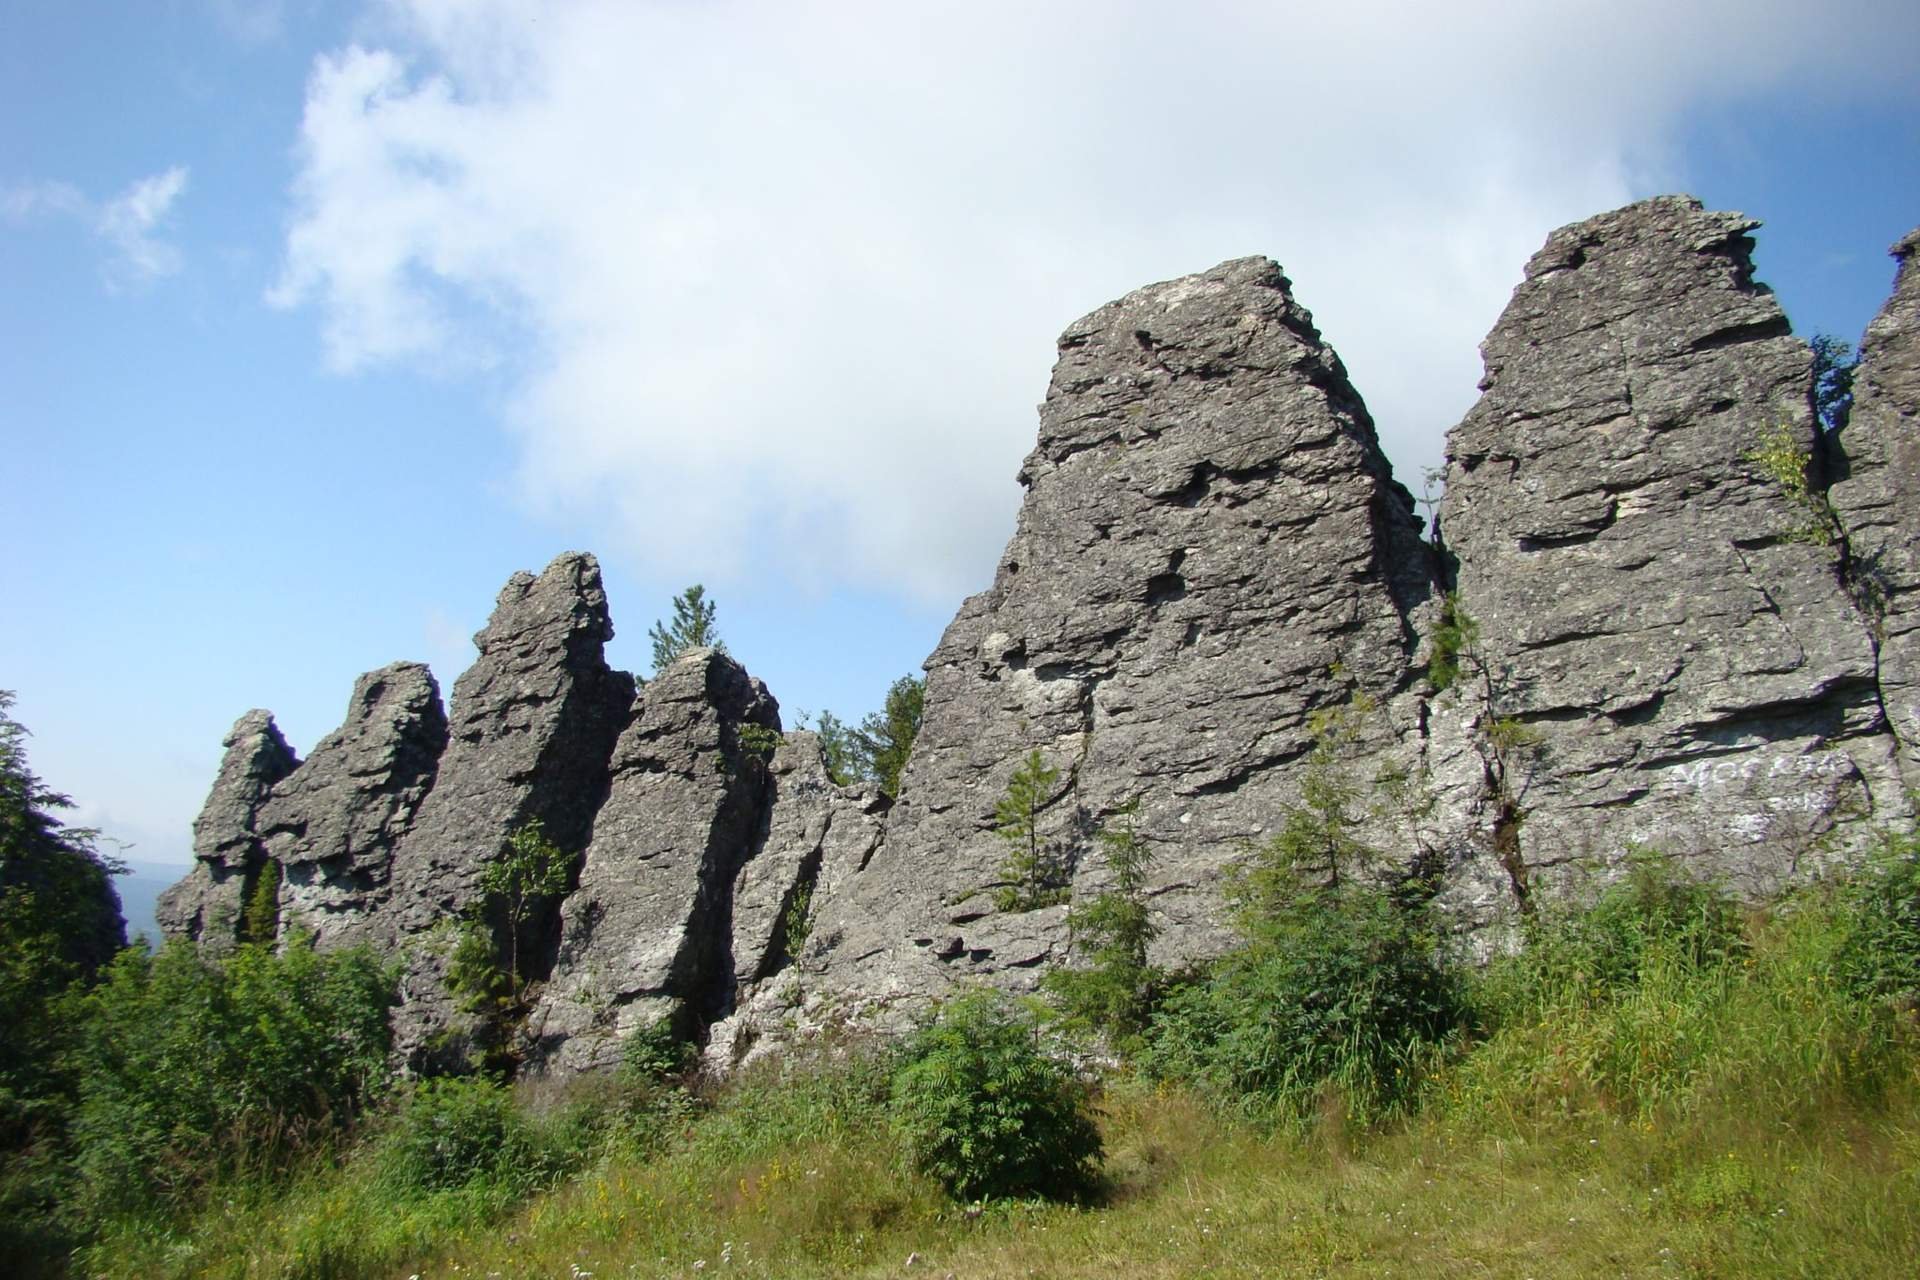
[163,196,1920,1076]
[386,554,635,933]
[1436,197,1906,903]
[380,552,637,1061]
[1829,228,1920,771]
[255,662,447,946]
[790,255,1434,1026]
[155,709,299,944]
[530,648,778,1072]
[704,731,888,1072]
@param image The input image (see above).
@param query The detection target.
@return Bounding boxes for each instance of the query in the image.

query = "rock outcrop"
[257,662,446,946]
[1829,227,1920,770]
[1436,197,1906,904]
[781,254,1434,1028]
[162,195,1920,1074]
[156,709,299,944]
[530,648,779,1072]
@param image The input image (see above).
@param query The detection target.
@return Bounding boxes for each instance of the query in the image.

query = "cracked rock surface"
[1436,196,1907,901]
[790,255,1433,1027]
[1829,227,1920,775]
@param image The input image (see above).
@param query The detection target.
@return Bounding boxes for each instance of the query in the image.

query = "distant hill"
[114,860,186,948]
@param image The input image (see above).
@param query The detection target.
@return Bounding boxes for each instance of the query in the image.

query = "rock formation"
[530,648,779,1072]
[758,254,1435,1034]
[1829,228,1920,771]
[156,709,299,944]
[257,663,446,946]
[160,196,1920,1073]
[1435,196,1908,904]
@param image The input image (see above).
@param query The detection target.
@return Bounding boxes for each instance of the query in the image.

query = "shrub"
[70,935,395,1218]
[1045,799,1159,1045]
[887,992,1102,1200]
[373,1077,534,1196]
[1831,828,1920,1007]
[1477,851,1748,1021]
[992,750,1069,912]
[1140,867,1462,1123]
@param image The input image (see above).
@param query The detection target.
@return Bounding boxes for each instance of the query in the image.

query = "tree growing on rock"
[649,584,724,673]
[1045,798,1159,1044]
[993,749,1068,912]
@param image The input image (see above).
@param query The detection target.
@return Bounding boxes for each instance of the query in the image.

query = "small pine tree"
[1046,798,1159,1042]
[993,749,1066,912]
[649,584,724,673]
[857,674,924,798]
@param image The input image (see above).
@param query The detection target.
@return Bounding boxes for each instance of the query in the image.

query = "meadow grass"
[80,868,1920,1280]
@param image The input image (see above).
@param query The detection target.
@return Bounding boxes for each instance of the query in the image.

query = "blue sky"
[4,1,1917,878]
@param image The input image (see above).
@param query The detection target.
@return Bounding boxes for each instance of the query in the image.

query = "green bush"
[1140,869,1462,1123]
[372,1077,536,1196]
[1045,799,1159,1046]
[1477,852,1747,1022]
[1832,829,1920,1007]
[887,992,1102,1201]
[69,936,394,1219]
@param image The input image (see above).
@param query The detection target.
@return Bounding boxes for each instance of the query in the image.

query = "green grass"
[72,861,1920,1279]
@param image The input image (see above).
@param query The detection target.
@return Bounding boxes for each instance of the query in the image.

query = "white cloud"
[4,167,190,289]
[272,0,1920,604]
[203,0,291,46]
[95,167,191,287]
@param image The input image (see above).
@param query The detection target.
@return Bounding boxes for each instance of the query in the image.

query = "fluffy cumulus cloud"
[272,0,1919,603]
[5,167,190,289]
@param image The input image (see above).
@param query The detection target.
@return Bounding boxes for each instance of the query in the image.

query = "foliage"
[992,749,1068,912]
[1426,590,1477,693]
[735,721,782,764]
[618,1018,695,1084]
[475,818,575,1000]
[372,1077,540,1196]
[1245,693,1379,904]
[1831,827,1920,1007]
[445,917,512,1018]
[811,708,865,785]
[1451,850,1920,1129]
[860,674,925,797]
[1141,862,1462,1124]
[1045,799,1159,1044]
[1746,419,1843,546]
[809,675,926,797]
[69,935,395,1219]
[240,858,282,945]
[887,991,1102,1201]
[649,583,725,673]
[1811,333,1859,434]
[779,877,815,962]
[1480,849,1747,1010]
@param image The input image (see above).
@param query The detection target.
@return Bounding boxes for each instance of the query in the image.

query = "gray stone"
[787,254,1433,1030]
[1829,228,1920,771]
[381,551,637,1062]
[703,731,888,1072]
[256,662,447,946]
[1435,196,1905,906]
[155,709,299,945]
[530,648,777,1072]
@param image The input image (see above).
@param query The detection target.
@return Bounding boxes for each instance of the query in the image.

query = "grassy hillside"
[62,846,1920,1280]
